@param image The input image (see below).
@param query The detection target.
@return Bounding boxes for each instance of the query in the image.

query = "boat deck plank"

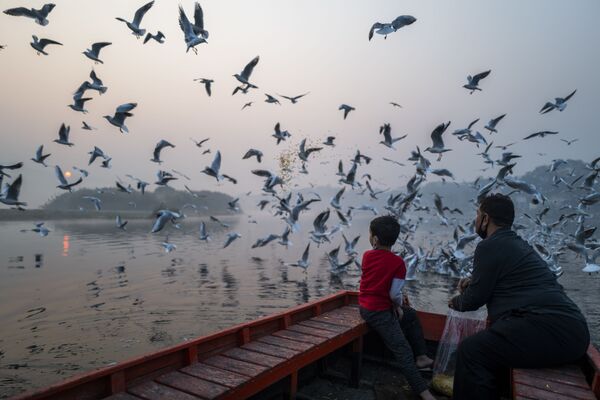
[155,371,229,400]
[256,334,315,351]
[272,329,325,345]
[298,319,351,333]
[180,363,249,388]
[202,354,269,377]
[103,393,144,400]
[286,323,339,339]
[222,347,286,368]
[512,365,596,400]
[127,380,201,400]
[240,340,301,359]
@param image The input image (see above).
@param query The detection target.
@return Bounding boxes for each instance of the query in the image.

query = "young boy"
[359,216,435,400]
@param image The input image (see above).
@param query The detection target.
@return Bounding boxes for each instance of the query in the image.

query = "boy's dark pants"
[360,306,429,394]
[453,312,590,400]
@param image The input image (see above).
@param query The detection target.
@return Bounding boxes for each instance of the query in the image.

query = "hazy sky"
[1,1,599,207]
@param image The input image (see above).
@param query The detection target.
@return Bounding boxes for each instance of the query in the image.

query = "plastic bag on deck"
[431,308,487,397]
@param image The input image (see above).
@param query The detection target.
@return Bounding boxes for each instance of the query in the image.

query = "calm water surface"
[0,216,598,398]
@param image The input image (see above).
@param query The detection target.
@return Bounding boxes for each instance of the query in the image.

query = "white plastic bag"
[431,308,487,396]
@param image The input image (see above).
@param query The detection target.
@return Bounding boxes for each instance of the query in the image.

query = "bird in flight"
[463,70,491,94]
[368,15,416,40]
[116,1,154,38]
[3,3,56,26]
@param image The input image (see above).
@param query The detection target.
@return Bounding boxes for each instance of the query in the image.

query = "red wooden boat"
[11,290,600,400]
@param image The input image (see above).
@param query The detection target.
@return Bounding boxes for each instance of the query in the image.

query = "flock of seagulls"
[0,2,598,282]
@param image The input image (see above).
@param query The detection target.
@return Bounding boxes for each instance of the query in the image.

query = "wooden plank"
[257,335,315,351]
[310,313,362,327]
[513,368,590,389]
[203,355,269,377]
[287,324,338,339]
[513,382,593,400]
[156,371,229,400]
[104,393,144,400]
[532,365,585,379]
[241,340,301,359]
[298,319,350,333]
[513,375,595,400]
[222,347,286,368]
[272,329,326,345]
[127,381,201,400]
[180,363,249,388]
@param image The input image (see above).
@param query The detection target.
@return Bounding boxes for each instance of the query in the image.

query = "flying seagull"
[223,232,241,248]
[298,138,322,161]
[144,31,165,44]
[103,102,137,133]
[523,131,559,140]
[190,137,209,147]
[484,113,507,134]
[339,104,355,120]
[379,123,407,150]
[194,78,213,96]
[368,15,416,40]
[243,149,263,163]
[463,70,491,94]
[55,166,82,192]
[75,70,108,97]
[82,121,96,131]
[31,145,51,167]
[115,1,154,38]
[82,196,102,211]
[241,102,253,110]
[198,221,211,241]
[560,138,578,146]
[151,139,175,163]
[264,93,280,105]
[3,4,55,26]
[68,93,92,113]
[540,89,576,114]
[287,243,311,271]
[116,215,128,230]
[272,122,291,144]
[0,175,27,207]
[83,42,112,64]
[278,92,310,104]
[234,55,259,88]
[201,151,236,183]
[88,146,107,165]
[178,4,207,54]
[390,102,403,108]
[424,121,452,160]
[53,123,74,146]
[29,35,62,55]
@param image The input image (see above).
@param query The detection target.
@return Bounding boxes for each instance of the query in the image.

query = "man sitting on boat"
[359,216,436,400]
[449,193,590,399]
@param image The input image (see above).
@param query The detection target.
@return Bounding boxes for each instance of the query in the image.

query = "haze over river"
[0,216,598,398]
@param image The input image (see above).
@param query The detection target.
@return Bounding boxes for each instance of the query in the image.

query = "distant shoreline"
[0,209,226,221]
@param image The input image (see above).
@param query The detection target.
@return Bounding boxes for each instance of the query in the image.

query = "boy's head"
[369,216,400,248]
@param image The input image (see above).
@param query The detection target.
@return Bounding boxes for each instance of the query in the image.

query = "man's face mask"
[476,209,488,239]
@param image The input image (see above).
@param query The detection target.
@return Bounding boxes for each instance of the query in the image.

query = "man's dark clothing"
[451,227,589,399]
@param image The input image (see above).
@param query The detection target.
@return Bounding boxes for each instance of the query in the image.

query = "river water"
[0,216,598,398]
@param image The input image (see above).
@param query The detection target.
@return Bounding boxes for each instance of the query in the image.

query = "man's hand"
[402,294,411,307]
[448,296,457,309]
[458,277,471,294]
[396,306,404,320]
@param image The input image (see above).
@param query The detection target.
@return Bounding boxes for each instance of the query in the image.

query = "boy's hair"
[479,193,514,227]
[370,215,400,246]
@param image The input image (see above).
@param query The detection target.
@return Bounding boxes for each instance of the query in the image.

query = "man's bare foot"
[416,355,434,369]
